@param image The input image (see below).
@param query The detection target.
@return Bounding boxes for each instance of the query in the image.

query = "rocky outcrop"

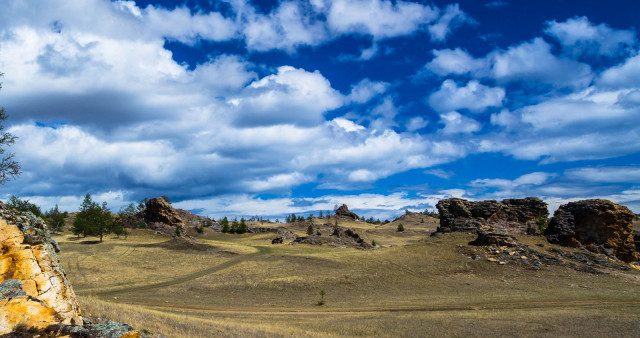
[545,199,638,262]
[335,204,359,220]
[0,204,83,334]
[435,198,548,235]
[144,197,183,234]
[468,228,518,247]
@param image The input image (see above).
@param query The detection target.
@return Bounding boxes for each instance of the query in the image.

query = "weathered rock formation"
[144,197,184,234]
[468,228,518,247]
[545,199,638,262]
[335,204,359,220]
[435,197,548,235]
[0,205,83,334]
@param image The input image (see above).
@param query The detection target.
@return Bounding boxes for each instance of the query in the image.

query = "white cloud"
[428,80,505,113]
[141,5,238,44]
[424,48,486,76]
[347,78,390,103]
[599,54,640,88]
[172,191,457,219]
[519,88,632,129]
[565,166,640,183]
[544,16,636,57]
[439,111,481,134]
[232,66,344,127]
[490,38,593,88]
[406,116,429,132]
[424,38,594,89]
[471,172,556,190]
[490,109,520,130]
[325,0,438,39]
[332,118,365,132]
[245,172,312,192]
[428,4,472,42]
[424,169,453,179]
[239,1,328,53]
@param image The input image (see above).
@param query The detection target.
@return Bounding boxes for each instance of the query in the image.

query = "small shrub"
[196,225,204,234]
[536,212,548,234]
[397,223,404,232]
[372,240,377,246]
[174,227,181,237]
[307,224,314,235]
[317,290,325,306]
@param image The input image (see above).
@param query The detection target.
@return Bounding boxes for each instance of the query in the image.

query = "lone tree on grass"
[72,194,114,242]
[0,73,20,185]
[397,223,405,232]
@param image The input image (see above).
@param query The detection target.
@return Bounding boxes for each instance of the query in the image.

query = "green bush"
[397,223,405,232]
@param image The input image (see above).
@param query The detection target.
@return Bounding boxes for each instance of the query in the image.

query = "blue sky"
[1,0,639,219]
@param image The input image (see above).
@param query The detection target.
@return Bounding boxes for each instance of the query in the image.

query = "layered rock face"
[0,206,83,334]
[145,197,183,229]
[335,204,359,220]
[545,199,638,262]
[436,197,548,234]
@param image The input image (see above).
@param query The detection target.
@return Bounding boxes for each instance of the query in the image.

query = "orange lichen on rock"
[0,216,83,334]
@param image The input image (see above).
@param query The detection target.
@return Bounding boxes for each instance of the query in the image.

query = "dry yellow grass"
[55,223,640,337]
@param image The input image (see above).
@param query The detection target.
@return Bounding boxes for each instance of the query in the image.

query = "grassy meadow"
[54,215,640,337]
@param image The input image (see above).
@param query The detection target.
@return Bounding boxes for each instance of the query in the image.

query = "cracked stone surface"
[0,205,83,334]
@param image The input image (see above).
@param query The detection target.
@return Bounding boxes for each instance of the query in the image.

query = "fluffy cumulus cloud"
[439,112,481,134]
[1,1,640,216]
[428,80,505,113]
[424,38,594,88]
[424,48,486,76]
[232,66,344,127]
[544,16,637,58]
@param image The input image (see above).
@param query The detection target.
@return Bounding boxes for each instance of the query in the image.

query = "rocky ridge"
[436,197,548,235]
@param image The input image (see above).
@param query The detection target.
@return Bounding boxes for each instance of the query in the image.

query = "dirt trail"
[86,245,272,297]
[141,299,640,316]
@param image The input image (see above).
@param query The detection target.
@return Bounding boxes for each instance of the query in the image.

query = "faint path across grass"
[86,245,274,297]
[144,299,640,315]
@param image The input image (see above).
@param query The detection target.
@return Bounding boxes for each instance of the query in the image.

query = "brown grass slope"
[53,217,640,337]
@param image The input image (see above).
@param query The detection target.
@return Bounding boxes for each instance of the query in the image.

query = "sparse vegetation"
[0,73,21,184]
[317,290,325,306]
[7,195,42,217]
[72,194,114,242]
[536,212,548,234]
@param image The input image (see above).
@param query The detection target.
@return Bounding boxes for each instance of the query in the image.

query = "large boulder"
[0,205,83,334]
[545,199,638,262]
[144,197,183,227]
[435,197,548,234]
[335,204,359,220]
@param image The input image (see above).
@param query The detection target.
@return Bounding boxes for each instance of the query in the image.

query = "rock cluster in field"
[545,199,638,262]
[435,197,548,235]
[335,204,359,220]
[0,202,141,337]
[286,225,372,249]
[144,197,184,234]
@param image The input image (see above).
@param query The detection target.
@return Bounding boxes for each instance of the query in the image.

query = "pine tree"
[221,216,230,233]
[238,218,247,234]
